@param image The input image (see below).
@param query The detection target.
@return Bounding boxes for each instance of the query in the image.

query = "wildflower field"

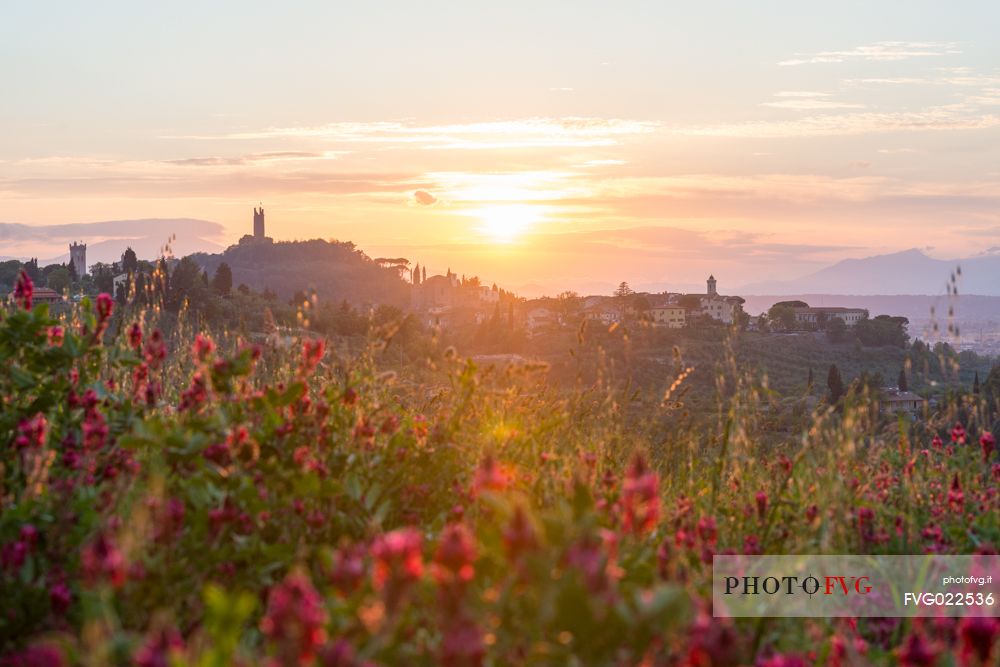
[2,272,998,666]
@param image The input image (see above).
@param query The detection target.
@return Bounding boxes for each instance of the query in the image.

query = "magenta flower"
[14,269,33,310]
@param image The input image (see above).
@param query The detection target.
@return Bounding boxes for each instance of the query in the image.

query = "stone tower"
[69,242,87,277]
[253,206,265,239]
[707,274,717,296]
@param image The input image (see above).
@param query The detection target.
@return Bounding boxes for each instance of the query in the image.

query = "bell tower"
[707,274,717,296]
[253,206,265,239]
[69,242,87,277]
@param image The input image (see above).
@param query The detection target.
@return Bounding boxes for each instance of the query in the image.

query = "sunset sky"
[2,1,999,295]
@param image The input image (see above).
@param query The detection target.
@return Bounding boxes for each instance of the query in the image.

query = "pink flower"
[959,616,997,664]
[755,490,769,520]
[981,432,996,462]
[502,505,539,562]
[128,322,143,350]
[144,329,167,369]
[329,544,367,595]
[433,523,477,586]
[133,626,184,667]
[931,435,943,449]
[192,333,216,362]
[260,570,328,665]
[49,578,71,615]
[372,528,423,610]
[14,270,33,310]
[696,516,717,545]
[472,454,511,495]
[951,423,966,444]
[47,326,64,346]
[300,338,325,375]
[81,532,126,588]
[178,372,208,411]
[13,413,47,449]
[439,615,485,667]
[622,454,660,535]
[1,643,66,667]
[948,474,964,512]
[897,630,936,666]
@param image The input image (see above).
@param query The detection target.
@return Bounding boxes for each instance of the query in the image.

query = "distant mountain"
[0,219,226,266]
[740,249,1000,296]
[190,238,410,307]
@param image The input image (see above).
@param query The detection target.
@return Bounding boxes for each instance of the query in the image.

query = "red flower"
[696,516,717,545]
[755,490,769,520]
[300,338,325,375]
[931,435,943,449]
[128,322,143,350]
[13,413,47,449]
[144,329,167,369]
[951,423,966,444]
[260,570,328,665]
[329,543,367,595]
[959,616,997,664]
[948,474,964,512]
[178,372,209,411]
[81,532,126,588]
[47,326,64,346]
[14,270,33,310]
[49,578,71,615]
[981,432,996,462]
[133,625,185,667]
[472,454,511,495]
[502,505,539,562]
[897,630,936,666]
[192,333,216,362]
[439,615,485,667]
[622,454,660,535]
[371,528,423,609]
[433,523,477,586]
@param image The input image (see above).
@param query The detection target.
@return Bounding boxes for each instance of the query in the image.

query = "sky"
[1,1,999,295]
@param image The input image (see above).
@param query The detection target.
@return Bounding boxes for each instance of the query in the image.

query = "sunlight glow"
[468,204,544,243]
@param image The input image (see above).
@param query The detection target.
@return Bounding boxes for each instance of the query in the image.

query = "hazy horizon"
[3,1,1000,294]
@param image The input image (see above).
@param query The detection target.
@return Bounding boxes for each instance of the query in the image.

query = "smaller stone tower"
[69,242,87,277]
[253,206,265,239]
[707,274,717,296]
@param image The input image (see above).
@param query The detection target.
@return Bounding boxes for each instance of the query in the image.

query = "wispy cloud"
[675,107,1000,138]
[167,118,658,151]
[779,41,961,66]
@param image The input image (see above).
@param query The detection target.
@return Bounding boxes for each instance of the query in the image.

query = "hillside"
[189,238,410,307]
[741,249,1000,296]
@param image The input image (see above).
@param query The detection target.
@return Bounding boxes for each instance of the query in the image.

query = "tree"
[768,304,796,332]
[973,371,980,395]
[827,364,845,404]
[897,367,908,392]
[67,259,78,281]
[825,317,848,343]
[613,282,633,298]
[212,262,233,295]
[122,247,139,275]
[46,266,71,292]
[855,315,909,348]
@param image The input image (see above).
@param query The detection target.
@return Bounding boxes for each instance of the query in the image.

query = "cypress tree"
[827,364,845,404]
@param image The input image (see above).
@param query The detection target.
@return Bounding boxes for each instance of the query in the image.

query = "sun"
[471,204,543,243]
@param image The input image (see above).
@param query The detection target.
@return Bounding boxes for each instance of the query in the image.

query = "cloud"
[412,190,438,206]
[163,151,342,167]
[166,118,659,151]
[762,99,865,110]
[779,41,961,66]
[674,107,1000,138]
